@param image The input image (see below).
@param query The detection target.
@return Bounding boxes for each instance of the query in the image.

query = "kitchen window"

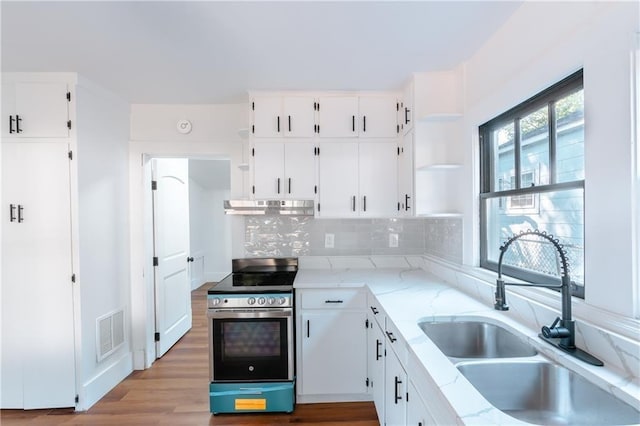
[479,69,585,298]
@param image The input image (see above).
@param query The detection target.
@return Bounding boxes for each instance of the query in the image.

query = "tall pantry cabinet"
[1,74,77,409]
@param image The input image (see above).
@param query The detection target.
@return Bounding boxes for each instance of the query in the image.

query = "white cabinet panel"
[359,142,398,217]
[317,142,359,217]
[407,380,434,426]
[368,316,386,422]
[2,81,70,138]
[398,130,414,216]
[317,96,359,138]
[359,96,399,138]
[252,96,315,138]
[299,310,367,396]
[385,343,407,426]
[253,142,286,197]
[283,143,316,199]
[1,142,76,409]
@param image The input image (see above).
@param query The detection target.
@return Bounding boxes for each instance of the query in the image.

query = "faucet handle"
[541,317,570,338]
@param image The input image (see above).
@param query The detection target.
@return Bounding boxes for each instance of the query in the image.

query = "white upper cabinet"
[317,96,359,138]
[252,141,316,199]
[2,81,70,138]
[401,79,414,135]
[358,95,399,138]
[358,142,398,217]
[252,96,315,138]
[397,130,414,216]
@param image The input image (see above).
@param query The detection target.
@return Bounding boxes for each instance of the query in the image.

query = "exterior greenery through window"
[479,70,585,298]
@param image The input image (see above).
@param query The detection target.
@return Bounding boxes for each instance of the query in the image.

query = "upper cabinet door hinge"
[151,180,157,190]
[252,101,255,111]
[67,120,72,130]
[68,150,73,160]
[252,148,255,157]
[71,273,76,283]
[67,91,71,102]
[154,332,160,342]
[153,256,159,266]
[365,318,369,328]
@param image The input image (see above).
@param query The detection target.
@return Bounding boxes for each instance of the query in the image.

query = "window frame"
[479,69,585,298]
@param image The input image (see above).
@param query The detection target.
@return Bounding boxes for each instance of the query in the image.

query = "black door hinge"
[252,185,255,194]
[365,318,369,328]
[67,92,71,102]
[397,147,400,155]
[68,150,73,160]
[71,273,76,283]
[252,148,255,157]
[397,124,400,134]
[317,203,320,212]
[153,256,159,266]
[396,102,399,111]
[252,124,255,134]
[151,180,157,190]
[397,202,400,211]
[154,332,160,342]
[252,101,255,110]
[67,120,72,130]
[366,378,370,387]
[314,185,317,194]
[75,394,79,403]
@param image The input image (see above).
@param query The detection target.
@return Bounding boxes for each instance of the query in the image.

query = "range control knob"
[247,297,256,305]
[279,297,287,305]
[268,297,276,305]
[211,297,221,306]
[258,297,266,305]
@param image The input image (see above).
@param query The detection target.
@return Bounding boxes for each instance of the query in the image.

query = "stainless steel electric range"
[207,257,297,415]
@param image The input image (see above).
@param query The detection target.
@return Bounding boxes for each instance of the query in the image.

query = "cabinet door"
[317,96,359,138]
[402,80,414,135]
[368,318,386,422]
[284,143,316,199]
[359,96,398,138]
[283,97,315,138]
[385,348,407,426]
[300,310,367,396]
[252,97,283,137]
[2,82,70,138]
[398,130,414,216]
[1,142,75,409]
[407,381,435,426]
[317,142,359,217]
[359,142,397,217]
[253,142,285,198]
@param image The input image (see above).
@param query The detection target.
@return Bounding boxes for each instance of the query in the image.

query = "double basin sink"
[418,320,640,425]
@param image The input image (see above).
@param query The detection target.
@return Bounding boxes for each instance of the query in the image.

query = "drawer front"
[385,317,408,365]
[300,288,366,310]
[367,290,385,328]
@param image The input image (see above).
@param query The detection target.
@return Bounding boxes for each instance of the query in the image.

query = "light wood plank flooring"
[1,284,379,425]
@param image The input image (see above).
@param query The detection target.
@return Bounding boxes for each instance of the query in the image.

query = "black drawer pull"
[9,204,16,222]
[394,376,402,403]
[370,306,379,315]
[385,331,397,343]
[376,339,382,360]
[324,300,343,304]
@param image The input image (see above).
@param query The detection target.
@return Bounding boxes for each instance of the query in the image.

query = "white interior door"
[1,141,75,409]
[152,158,192,358]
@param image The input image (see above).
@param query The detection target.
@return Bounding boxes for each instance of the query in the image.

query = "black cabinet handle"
[376,339,382,360]
[17,205,24,223]
[288,115,291,132]
[404,108,411,125]
[386,331,397,343]
[9,116,15,134]
[363,115,366,132]
[9,204,16,222]
[277,116,280,132]
[370,306,379,315]
[277,178,281,194]
[324,300,343,304]
[352,115,355,132]
[405,194,411,211]
[352,196,356,212]
[363,196,367,212]
[394,376,402,403]
[16,115,22,133]
[306,320,310,338]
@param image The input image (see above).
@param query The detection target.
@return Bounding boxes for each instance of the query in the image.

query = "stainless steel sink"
[418,320,537,358]
[457,361,640,425]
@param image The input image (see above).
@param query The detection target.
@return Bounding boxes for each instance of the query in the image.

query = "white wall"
[462,2,639,319]
[188,159,232,288]
[76,76,132,409]
[129,104,247,369]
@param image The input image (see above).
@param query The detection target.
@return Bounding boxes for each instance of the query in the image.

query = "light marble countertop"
[294,267,640,425]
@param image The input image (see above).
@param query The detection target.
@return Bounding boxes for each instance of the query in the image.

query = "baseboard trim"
[79,351,133,411]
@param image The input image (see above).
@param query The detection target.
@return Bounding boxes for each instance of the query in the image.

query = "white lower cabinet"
[407,381,434,426]
[296,288,369,402]
[367,313,386,422]
[384,343,408,426]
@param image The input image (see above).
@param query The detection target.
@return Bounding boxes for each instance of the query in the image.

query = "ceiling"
[1,1,523,104]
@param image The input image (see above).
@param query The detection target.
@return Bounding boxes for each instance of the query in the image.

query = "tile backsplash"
[244,216,463,261]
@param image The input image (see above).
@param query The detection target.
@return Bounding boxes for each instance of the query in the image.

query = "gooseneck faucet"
[495,229,603,366]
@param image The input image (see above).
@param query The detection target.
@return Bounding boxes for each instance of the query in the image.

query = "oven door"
[208,308,293,382]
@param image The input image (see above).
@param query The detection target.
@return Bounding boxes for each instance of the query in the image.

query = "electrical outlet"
[325,233,335,248]
[389,233,399,248]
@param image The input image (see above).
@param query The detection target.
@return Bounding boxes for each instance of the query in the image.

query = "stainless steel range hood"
[224,200,314,216]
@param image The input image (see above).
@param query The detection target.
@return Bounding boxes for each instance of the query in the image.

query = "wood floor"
[1,284,379,425]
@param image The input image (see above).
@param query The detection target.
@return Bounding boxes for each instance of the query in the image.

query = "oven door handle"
[207,309,292,319]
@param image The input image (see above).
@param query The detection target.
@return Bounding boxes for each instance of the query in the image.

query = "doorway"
[150,157,232,359]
